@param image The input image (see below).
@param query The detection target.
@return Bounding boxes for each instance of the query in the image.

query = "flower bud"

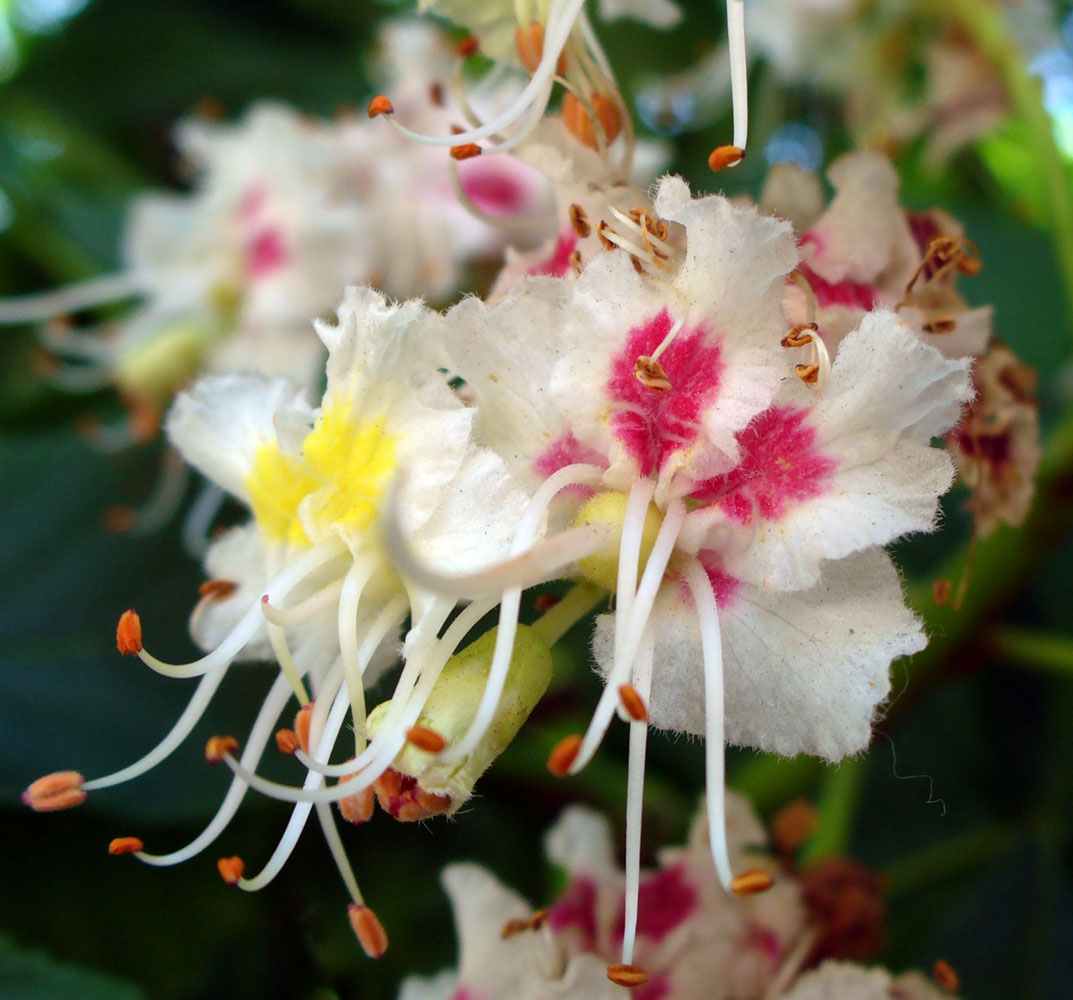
[366,625,552,812]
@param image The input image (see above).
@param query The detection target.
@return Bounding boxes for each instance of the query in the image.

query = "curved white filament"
[0,272,146,324]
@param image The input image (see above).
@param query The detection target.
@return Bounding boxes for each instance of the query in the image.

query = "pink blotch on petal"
[548,877,598,949]
[612,863,698,945]
[459,161,529,216]
[605,309,724,477]
[533,431,608,492]
[798,234,877,311]
[745,923,785,972]
[637,975,672,1000]
[690,405,837,525]
[237,184,267,221]
[528,229,578,278]
[247,228,288,278]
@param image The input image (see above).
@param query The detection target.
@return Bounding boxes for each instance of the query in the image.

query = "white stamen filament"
[384,0,586,150]
[613,480,657,673]
[42,362,115,392]
[385,478,614,599]
[314,801,365,904]
[135,672,294,866]
[682,555,734,892]
[81,667,229,792]
[265,620,312,707]
[237,676,352,892]
[118,450,191,534]
[607,206,676,258]
[569,499,686,775]
[437,462,604,765]
[260,578,346,627]
[0,272,146,324]
[181,482,227,558]
[647,315,688,366]
[727,0,748,154]
[136,536,348,678]
[621,626,654,966]
[338,560,377,752]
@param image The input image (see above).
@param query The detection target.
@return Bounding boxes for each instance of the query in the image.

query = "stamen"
[380,0,586,149]
[367,95,394,118]
[922,317,957,334]
[781,323,817,349]
[794,363,820,385]
[0,272,144,325]
[570,499,685,775]
[217,856,245,885]
[933,960,960,995]
[131,536,347,679]
[136,673,294,868]
[116,610,142,655]
[315,798,367,903]
[726,0,748,153]
[263,615,312,706]
[205,735,239,764]
[450,143,483,161]
[455,36,479,58]
[570,203,591,238]
[260,578,345,627]
[789,270,818,327]
[516,21,567,74]
[547,734,583,776]
[618,684,648,723]
[294,704,313,754]
[337,777,376,825]
[338,560,375,755]
[81,671,229,794]
[181,482,227,558]
[932,579,953,607]
[645,314,687,365]
[606,964,649,988]
[562,91,622,150]
[633,357,671,391]
[348,903,388,959]
[681,556,735,892]
[275,729,300,754]
[405,726,447,753]
[22,771,85,812]
[730,869,774,895]
[708,145,745,172]
[199,579,237,600]
[501,917,530,939]
[108,837,143,855]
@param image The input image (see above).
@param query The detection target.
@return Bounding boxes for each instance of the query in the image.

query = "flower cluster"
[19,0,1029,991]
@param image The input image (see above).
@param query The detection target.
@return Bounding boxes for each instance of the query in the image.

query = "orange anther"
[338,779,376,825]
[198,579,237,600]
[529,908,548,929]
[500,917,529,939]
[428,81,446,107]
[367,95,394,118]
[217,856,245,885]
[514,21,567,75]
[634,357,671,392]
[933,959,960,994]
[405,726,447,753]
[606,964,649,988]
[116,610,143,655]
[104,506,135,534]
[771,798,818,855]
[22,771,86,812]
[795,363,820,385]
[295,703,314,754]
[563,92,622,150]
[108,837,144,856]
[534,592,561,612]
[455,35,479,58]
[205,735,239,764]
[450,143,482,161]
[547,734,583,777]
[275,728,300,755]
[708,145,745,172]
[731,869,775,896]
[932,579,952,608]
[348,903,389,959]
[618,684,649,722]
[923,317,957,334]
[569,202,591,239]
[781,322,818,349]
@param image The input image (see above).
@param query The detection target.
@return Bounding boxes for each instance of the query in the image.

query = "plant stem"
[800,756,866,864]
[530,581,605,646]
[991,627,1073,677]
[884,821,1019,897]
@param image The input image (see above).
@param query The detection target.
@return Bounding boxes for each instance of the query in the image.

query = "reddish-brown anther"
[373,769,452,822]
[198,579,237,600]
[295,703,314,754]
[405,726,447,753]
[771,798,819,856]
[205,735,239,764]
[217,856,245,885]
[116,610,143,655]
[275,728,300,755]
[606,964,649,988]
[933,959,960,995]
[108,837,144,856]
[454,35,479,58]
[338,775,376,825]
[367,95,395,118]
[618,684,649,723]
[349,903,389,959]
[546,734,582,776]
[563,92,621,150]
[450,143,482,161]
[707,144,745,172]
[22,771,86,812]
[731,869,775,896]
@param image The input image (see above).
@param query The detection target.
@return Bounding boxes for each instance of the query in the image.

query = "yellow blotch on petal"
[245,400,397,546]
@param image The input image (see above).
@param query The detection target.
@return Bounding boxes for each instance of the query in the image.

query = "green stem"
[884,822,1020,897]
[799,756,865,864]
[530,581,606,646]
[991,627,1073,677]
[944,0,1073,329]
